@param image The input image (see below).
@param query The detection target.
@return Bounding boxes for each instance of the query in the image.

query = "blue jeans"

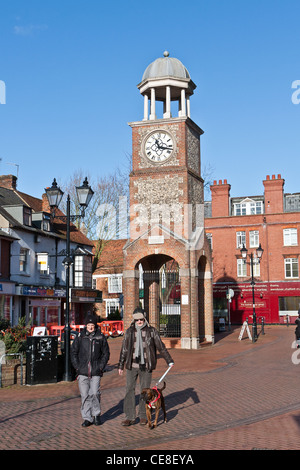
[124,368,152,420]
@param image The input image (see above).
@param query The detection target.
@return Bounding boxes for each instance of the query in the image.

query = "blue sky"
[0,0,300,200]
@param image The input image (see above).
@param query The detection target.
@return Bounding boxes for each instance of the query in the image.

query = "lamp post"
[240,243,264,343]
[45,177,94,381]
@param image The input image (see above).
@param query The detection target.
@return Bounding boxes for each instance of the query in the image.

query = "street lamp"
[45,177,94,381]
[240,243,264,342]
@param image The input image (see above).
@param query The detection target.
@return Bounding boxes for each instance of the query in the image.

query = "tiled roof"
[0,186,92,246]
[93,239,127,273]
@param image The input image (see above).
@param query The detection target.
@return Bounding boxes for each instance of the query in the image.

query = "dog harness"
[148,386,161,409]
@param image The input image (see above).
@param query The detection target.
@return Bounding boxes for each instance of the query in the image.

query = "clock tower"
[123,52,214,349]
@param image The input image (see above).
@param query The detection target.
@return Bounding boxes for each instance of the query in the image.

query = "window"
[233,199,263,216]
[283,228,298,246]
[237,259,247,277]
[37,253,49,275]
[236,231,246,249]
[285,258,299,279]
[250,202,263,215]
[105,299,119,317]
[249,230,259,248]
[234,203,246,216]
[23,207,32,226]
[279,296,300,315]
[74,255,92,287]
[108,274,122,294]
[252,258,261,277]
[19,248,29,273]
[42,214,51,232]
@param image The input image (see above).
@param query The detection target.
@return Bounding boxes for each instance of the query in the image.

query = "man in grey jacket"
[71,313,110,427]
[118,307,174,426]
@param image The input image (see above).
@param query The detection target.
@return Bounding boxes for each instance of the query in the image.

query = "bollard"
[261,317,265,335]
[286,314,289,327]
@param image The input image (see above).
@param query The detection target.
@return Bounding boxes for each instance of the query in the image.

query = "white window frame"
[252,257,261,277]
[105,299,119,317]
[236,231,246,249]
[37,253,49,275]
[108,274,122,294]
[237,259,247,277]
[234,199,263,216]
[285,258,299,279]
[249,230,259,248]
[283,228,298,246]
[74,255,92,288]
[19,248,29,273]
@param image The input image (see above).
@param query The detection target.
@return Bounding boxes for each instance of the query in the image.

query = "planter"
[0,357,25,387]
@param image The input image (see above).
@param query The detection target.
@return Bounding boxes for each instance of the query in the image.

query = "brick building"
[93,239,126,319]
[122,52,214,349]
[205,174,300,325]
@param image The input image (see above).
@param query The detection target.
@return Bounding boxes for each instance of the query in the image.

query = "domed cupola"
[137,51,196,121]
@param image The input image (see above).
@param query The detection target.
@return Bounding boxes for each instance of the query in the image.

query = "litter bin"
[26,336,58,385]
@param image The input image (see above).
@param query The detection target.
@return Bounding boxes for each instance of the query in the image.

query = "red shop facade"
[213,280,300,325]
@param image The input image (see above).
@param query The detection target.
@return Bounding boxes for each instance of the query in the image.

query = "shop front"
[16,286,65,330]
[0,282,16,324]
[213,280,300,325]
[70,288,102,325]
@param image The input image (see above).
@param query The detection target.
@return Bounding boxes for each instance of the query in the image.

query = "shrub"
[0,317,31,354]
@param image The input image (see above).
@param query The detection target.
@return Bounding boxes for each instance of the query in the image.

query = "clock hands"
[154,139,173,152]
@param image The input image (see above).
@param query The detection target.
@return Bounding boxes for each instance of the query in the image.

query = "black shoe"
[94,415,101,426]
[82,420,93,427]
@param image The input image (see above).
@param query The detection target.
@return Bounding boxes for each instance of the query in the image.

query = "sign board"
[238,321,252,341]
[33,327,47,336]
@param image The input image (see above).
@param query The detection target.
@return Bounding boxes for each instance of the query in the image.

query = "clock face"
[144,131,174,163]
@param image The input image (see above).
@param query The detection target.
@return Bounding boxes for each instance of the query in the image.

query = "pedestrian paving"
[1,325,300,451]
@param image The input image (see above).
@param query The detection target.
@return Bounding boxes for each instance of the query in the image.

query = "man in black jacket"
[118,307,174,426]
[71,313,110,427]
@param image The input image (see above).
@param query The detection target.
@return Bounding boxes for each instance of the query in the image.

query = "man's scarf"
[134,321,146,365]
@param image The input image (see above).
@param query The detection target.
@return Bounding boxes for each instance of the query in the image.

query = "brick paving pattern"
[1,325,300,450]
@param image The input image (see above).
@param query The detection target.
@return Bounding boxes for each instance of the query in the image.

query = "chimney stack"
[0,174,17,190]
[263,174,285,214]
[42,193,51,213]
[210,179,231,217]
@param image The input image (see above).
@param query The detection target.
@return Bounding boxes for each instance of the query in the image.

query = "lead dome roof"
[142,51,190,81]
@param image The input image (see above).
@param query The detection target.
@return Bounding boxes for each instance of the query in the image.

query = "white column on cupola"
[143,94,149,121]
[179,88,186,117]
[187,95,191,118]
[150,87,156,120]
[163,86,171,118]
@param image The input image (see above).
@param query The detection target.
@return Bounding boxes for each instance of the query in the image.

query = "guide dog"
[141,381,167,428]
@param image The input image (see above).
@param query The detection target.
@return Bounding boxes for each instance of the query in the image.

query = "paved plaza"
[1,325,300,452]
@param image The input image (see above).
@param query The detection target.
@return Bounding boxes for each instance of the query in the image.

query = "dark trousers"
[124,367,152,420]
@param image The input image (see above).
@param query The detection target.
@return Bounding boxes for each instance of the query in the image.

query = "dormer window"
[32,212,51,231]
[233,198,263,216]
[23,206,32,226]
